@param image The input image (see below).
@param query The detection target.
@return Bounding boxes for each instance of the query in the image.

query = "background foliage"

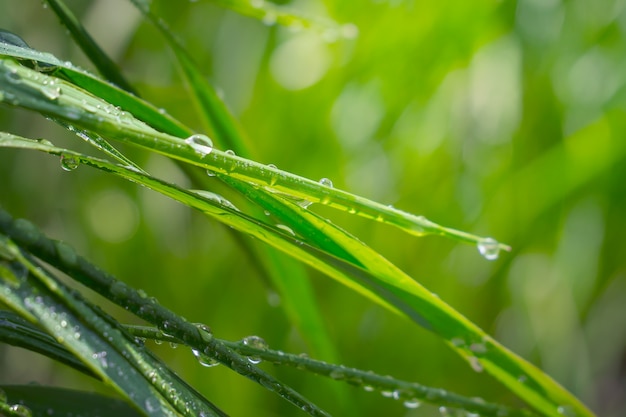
[0,0,624,416]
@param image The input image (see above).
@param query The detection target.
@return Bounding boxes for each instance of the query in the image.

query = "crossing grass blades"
[0,1,595,416]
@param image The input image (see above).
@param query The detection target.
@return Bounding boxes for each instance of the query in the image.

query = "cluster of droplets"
[241,335,269,364]
[185,134,213,157]
[450,337,488,373]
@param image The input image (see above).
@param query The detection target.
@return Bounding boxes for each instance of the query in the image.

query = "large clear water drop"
[192,349,220,367]
[185,134,213,157]
[477,237,500,260]
[60,154,79,171]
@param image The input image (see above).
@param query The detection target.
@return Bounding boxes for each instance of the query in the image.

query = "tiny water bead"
[318,177,333,188]
[41,84,61,100]
[477,237,500,260]
[60,154,79,171]
[403,399,421,409]
[9,404,33,417]
[185,134,213,157]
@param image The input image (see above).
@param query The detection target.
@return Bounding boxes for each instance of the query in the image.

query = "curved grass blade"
[0,201,330,417]
[0,309,96,379]
[43,0,137,94]
[0,58,508,253]
[0,38,189,137]
[0,250,193,416]
[1,385,142,417]
[0,135,595,417]
[125,324,538,417]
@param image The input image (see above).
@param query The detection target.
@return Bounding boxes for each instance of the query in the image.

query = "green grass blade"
[0,309,97,379]
[0,248,190,416]
[125,324,538,417]
[0,134,595,417]
[0,57,507,252]
[0,385,142,417]
[0,38,190,137]
[42,0,137,94]
[0,201,330,417]
[127,0,251,155]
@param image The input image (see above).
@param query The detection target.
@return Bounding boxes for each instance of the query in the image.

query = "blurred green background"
[1,0,625,416]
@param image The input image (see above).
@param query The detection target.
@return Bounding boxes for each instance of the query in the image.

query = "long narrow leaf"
[0,134,594,417]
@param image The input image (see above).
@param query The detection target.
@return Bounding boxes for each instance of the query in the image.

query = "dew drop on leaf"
[403,398,421,409]
[9,404,32,417]
[41,85,61,100]
[192,349,220,367]
[60,154,79,171]
[185,134,213,157]
[477,237,500,260]
[319,177,333,188]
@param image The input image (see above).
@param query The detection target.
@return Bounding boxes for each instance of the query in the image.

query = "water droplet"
[191,322,209,332]
[477,237,500,260]
[169,342,178,349]
[192,349,220,367]
[206,169,216,177]
[296,199,313,209]
[363,385,374,392]
[225,149,236,156]
[557,405,576,417]
[403,399,421,409]
[329,369,345,380]
[450,337,465,347]
[468,356,483,372]
[276,224,296,236]
[470,342,487,354]
[60,154,79,171]
[9,404,32,417]
[36,138,54,146]
[185,134,213,157]
[381,390,394,398]
[242,335,268,364]
[319,177,333,188]
[41,85,61,100]
[92,351,108,368]
[5,70,21,84]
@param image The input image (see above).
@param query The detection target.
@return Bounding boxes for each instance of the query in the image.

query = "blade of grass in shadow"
[43,0,137,94]
[0,135,594,417]
[0,200,331,417]
[1,385,143,417]
[0,243,219,417]
[0,309,97,379]
[125,324,539,417]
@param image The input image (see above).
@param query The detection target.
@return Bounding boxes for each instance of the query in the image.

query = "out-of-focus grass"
[0,0,624,416]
